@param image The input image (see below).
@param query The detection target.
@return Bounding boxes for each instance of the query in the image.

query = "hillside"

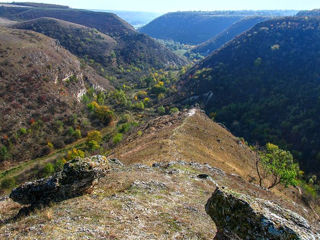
[139,11,297,45]
[140,12,243,45]
[0,109,318,239]
[0,4,187,77]
[177,17,320,177]
[0,27,112,168]
[192,16,270,56]
[12,17,117,67]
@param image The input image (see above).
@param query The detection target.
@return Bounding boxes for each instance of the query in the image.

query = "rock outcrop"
[205,187,320,240]
[10,156,109,206]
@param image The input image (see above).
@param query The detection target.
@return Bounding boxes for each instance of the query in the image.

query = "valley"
[0,2,319,239]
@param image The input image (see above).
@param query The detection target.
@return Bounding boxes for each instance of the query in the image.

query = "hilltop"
[140,10,297,45]
[140,12,243,45]
[177,16,320,177]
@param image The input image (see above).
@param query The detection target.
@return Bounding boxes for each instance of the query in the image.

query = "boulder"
[205,187,320,240]
[10,156,109,206]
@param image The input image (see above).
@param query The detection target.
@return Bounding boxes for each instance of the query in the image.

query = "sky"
[1,0,319,12]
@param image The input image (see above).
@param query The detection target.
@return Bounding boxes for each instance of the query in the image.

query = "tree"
[256,143,300,189]
[86,130,102,151]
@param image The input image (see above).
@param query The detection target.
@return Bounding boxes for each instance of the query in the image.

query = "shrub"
[1,177,16,189]
[87,140,100,151]
[86,130,102,151]
[94,105,114,125]
[67,127,75,136]
[157,106,166,115]
[113,133,123,145]
[118,122,137,134]
[137,130,143,136]
[41,163,55,177]
[73,129,82,139]
[47,142,54,149]
[170,107,179,114]
[87,130,102,143]
[134,101,144,110]
[54,158,67,171]
[137,90,147,99]
[19,127,27,135]
[66,148,85,161]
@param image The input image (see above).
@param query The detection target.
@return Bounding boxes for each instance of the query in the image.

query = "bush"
[86,130,102,151]
[1,177,16,189]
[87,140,100,151]
[94,105,114,125]
[54,158,67,171]
[41,163,55,177]
[66,148,85,161]
[157,106,166,115]
[19,128,27,135]
[170,107,179,114]
[73,129,82,139]
[113,133,123,145]
[134,101,144,110]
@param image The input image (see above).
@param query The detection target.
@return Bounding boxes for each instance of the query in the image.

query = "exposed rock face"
[10,156,109,206]
[205,187,320,240]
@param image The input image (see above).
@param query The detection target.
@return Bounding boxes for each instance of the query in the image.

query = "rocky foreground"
[1,155,319,239]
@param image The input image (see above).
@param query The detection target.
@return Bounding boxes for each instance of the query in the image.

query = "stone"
[205,187,320,240]
[10,156,109,206]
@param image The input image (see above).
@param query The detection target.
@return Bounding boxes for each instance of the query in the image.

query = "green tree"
[41,163,55,177]
[257,143,300,189]
[86,130,102,151]
[113,133,123,145]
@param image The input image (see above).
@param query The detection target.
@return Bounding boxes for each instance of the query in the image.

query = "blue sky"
[1,0,319,12]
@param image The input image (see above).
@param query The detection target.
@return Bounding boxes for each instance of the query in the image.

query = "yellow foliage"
[66,148,85,161]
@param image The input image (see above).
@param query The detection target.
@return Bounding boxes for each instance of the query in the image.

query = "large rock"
[205,187,320,240]
[10,156,109,205]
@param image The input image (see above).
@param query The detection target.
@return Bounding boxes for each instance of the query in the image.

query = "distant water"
[90,9,162,29]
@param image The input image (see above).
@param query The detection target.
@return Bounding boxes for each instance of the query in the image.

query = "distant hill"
[7,2,69,9]
[0,3,187,77]
[12,17,117,67]
[177,17,320,176]
[191,16,271,56]
[140,11,297,45]
[0,27,112,165]
[140,12,243,45]
[296,9,320,16]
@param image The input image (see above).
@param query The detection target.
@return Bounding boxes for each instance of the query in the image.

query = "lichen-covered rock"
[10,156,109,205]
[205,187,320,240]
